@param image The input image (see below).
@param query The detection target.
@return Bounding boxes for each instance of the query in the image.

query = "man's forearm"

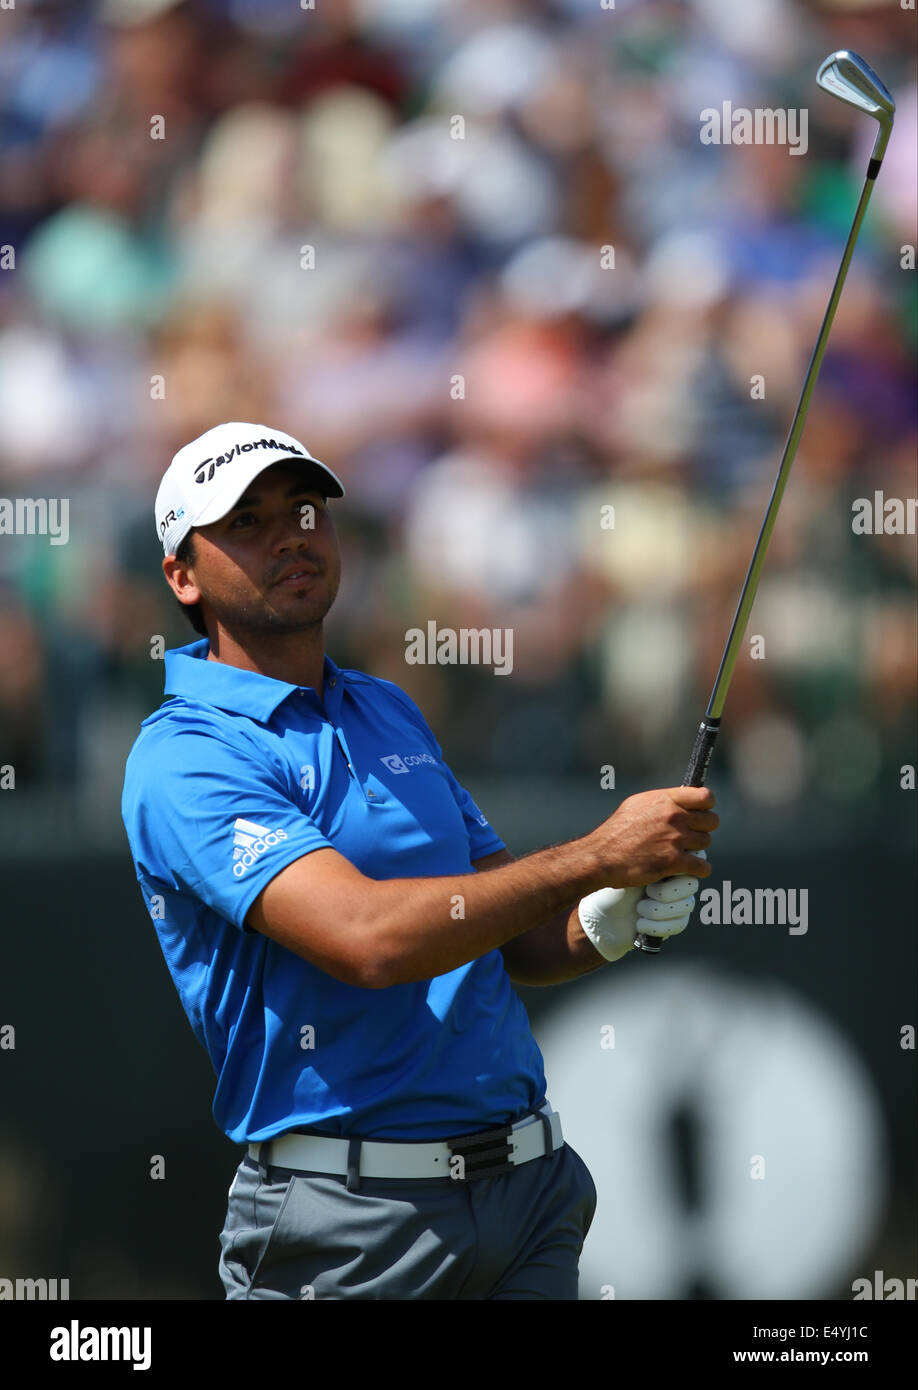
[368,836,609,987]
[500,901,611,987]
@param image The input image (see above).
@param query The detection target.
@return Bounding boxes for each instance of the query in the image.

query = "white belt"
[248,1104,564,1181]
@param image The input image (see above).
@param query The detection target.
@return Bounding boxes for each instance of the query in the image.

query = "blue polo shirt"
[121,638,547,1143]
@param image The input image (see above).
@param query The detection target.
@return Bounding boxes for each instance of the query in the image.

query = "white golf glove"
[577,853,705,962]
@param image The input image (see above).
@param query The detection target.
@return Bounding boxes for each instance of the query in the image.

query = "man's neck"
[205,625,326,697]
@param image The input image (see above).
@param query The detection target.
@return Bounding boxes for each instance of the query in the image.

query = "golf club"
[634,50,896,954]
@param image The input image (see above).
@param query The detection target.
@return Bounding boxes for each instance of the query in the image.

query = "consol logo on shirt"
[380,752,438,773]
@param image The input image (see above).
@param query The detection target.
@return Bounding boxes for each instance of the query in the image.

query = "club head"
[817,50,895,163]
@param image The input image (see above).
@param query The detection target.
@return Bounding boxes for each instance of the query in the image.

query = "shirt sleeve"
[122,719,335,931]
[439,762,506,861]
[376,680,507,861]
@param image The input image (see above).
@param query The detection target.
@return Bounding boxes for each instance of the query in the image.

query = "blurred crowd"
[0,0,914,814]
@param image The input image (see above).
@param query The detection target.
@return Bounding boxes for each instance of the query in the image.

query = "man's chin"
[209,595,333,636]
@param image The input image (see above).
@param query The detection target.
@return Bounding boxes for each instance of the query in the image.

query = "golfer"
[121,421,716,1300]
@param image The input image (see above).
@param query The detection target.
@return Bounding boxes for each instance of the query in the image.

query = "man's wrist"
[570,831,621,897]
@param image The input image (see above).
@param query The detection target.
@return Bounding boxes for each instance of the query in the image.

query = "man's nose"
[271,511,314,550]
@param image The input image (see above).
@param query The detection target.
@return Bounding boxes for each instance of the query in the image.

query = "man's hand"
[577,864,701,962]
[584,786,717,888]
[635,860,704,939]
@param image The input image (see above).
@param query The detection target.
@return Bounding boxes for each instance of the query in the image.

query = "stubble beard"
[205,579,337,641]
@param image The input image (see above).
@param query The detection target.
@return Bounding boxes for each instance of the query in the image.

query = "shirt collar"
[163,638,343,723]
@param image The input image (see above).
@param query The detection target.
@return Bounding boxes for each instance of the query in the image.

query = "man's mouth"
[273,565,320,587]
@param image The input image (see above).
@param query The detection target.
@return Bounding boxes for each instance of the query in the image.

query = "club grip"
[633,718,720,954]
[683,717,721,788]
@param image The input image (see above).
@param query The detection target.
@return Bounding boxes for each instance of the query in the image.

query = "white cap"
[155,421,345,555]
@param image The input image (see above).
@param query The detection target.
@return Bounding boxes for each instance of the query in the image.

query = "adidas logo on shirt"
[232,818,288,878]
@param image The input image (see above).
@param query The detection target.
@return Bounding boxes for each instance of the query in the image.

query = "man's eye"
[230,512,257,527]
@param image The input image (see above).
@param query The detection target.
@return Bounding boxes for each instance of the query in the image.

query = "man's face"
[169,462,341,636]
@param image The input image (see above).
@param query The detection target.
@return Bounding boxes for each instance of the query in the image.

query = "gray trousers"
[218,1139,597,1300]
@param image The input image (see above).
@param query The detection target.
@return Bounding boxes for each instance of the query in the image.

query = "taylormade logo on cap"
[155,422,345,555]
[192,435,306,487]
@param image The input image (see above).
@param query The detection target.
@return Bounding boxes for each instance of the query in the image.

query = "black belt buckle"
[446,1122,514,1181]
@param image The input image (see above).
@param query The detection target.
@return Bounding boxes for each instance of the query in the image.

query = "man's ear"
[163,552,202,608]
